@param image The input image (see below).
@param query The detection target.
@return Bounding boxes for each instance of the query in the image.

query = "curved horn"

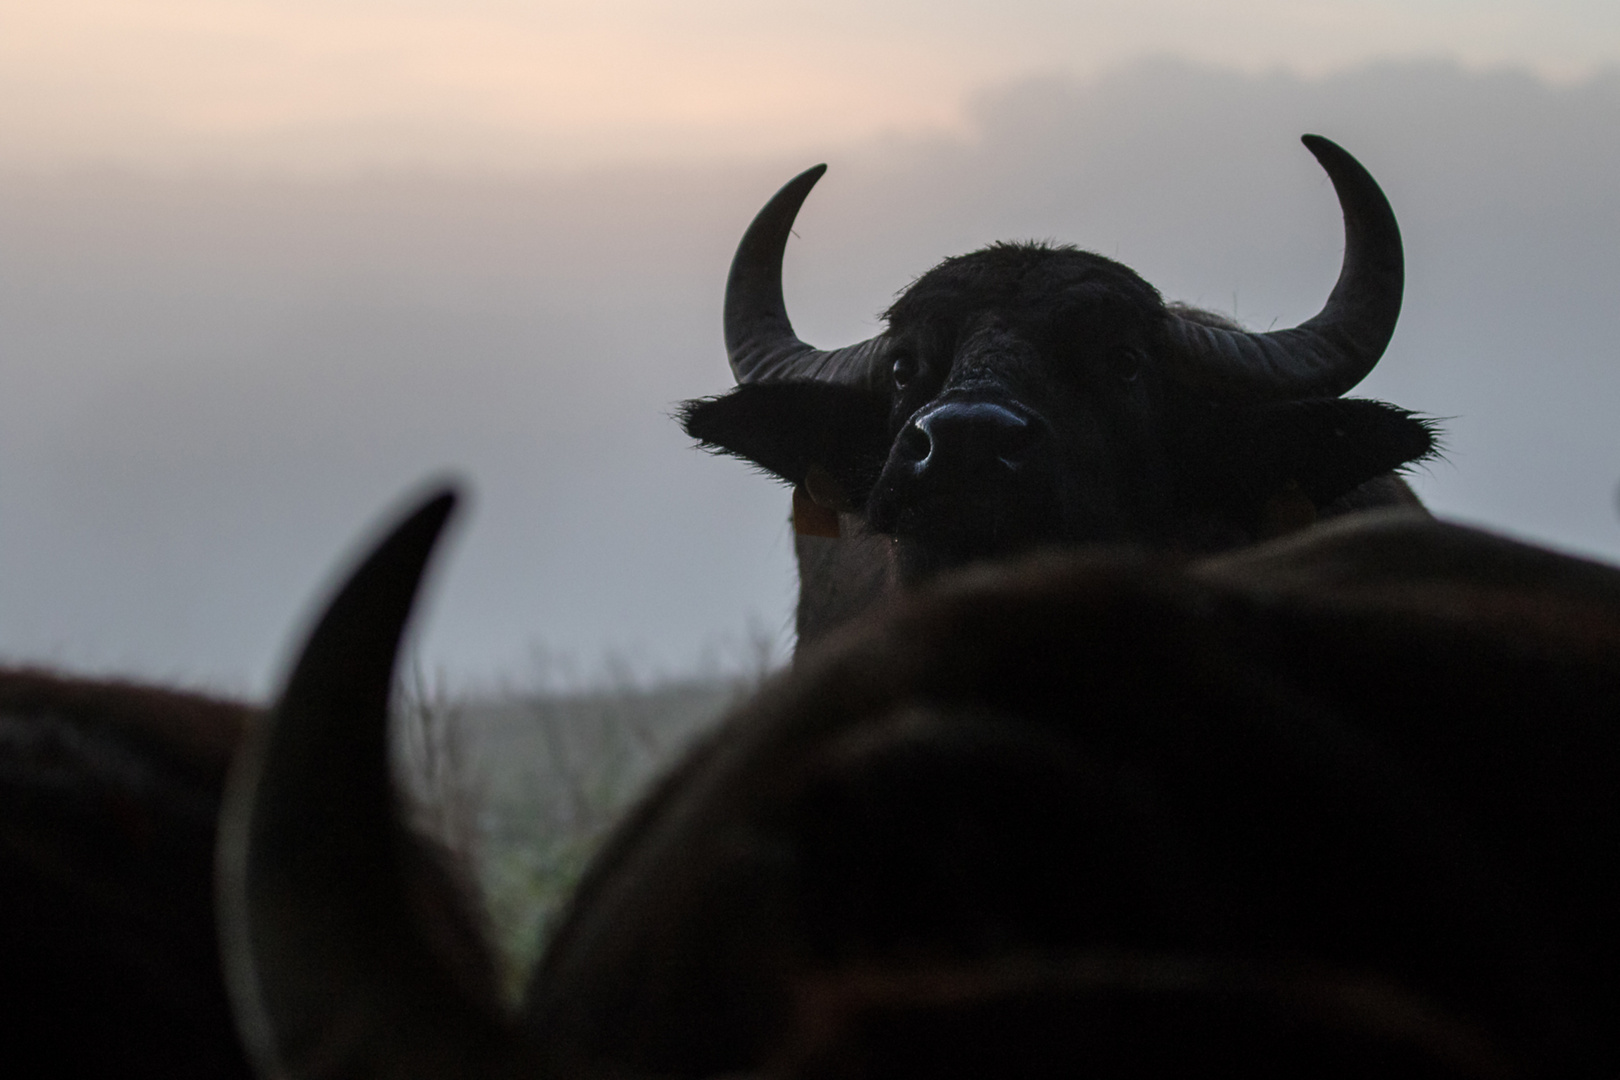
[725,164,890,388]
[218,486,525,1079]
[1167,135,1404,400]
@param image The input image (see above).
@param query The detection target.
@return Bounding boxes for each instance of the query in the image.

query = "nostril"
[993,414,1035,469]
[895,422,933,470]
[911,401,1034,473]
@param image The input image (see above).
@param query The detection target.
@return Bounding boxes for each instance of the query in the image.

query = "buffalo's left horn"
[1166,135,1404,401]
[724,164,892,388]
[218,486,527,1080]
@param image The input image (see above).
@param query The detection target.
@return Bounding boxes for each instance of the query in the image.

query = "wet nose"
[894,401,1037,478]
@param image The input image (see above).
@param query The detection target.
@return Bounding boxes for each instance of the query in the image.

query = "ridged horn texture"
[724,164,891,389]
[1166,135,1405,401]
[217,487,519,1080]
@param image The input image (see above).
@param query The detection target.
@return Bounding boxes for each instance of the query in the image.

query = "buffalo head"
[682,136,1436,637]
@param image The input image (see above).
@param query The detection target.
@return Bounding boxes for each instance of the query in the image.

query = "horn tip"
[409,478,462,517]
[1300,133,1346,165]
[409,484,461,534]
[351,482,463,590]
[375,480,466,560]
[785,163,829,198]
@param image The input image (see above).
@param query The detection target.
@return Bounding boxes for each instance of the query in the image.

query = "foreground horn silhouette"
[218,489,531,1080]
[222,488,1620,1079]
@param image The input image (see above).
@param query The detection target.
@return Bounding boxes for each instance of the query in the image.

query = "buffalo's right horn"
[1165,135,1405,401]
[217,486,530,1080]
[724,165,892,389]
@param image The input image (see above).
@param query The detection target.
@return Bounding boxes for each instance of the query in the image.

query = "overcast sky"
[5,1,1620,170]
[3,6,1620,695]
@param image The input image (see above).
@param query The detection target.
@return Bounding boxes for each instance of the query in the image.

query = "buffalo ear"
[1265,398,1438,508]
[1177,398,1437,526]
[679,382,893,506]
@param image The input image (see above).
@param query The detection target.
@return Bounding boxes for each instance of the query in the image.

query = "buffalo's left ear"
[1265,398,1439,507]
[1178,398,1437,524]
[679,381,893,506]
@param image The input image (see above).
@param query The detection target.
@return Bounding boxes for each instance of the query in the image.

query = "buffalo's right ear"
[679,381,893,507]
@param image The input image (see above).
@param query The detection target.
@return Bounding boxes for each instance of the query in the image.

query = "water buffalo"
[221,489,1620,1079]
[0,668,255,1078]
[682,136,1436,647]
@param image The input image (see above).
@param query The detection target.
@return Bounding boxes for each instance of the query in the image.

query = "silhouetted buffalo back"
[1,669,254,1079]
[224,496,1620,1079]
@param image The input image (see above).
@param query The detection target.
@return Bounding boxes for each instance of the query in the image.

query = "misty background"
[4,58,1620,696]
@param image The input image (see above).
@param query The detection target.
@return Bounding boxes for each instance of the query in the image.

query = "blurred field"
[397,673,756,1000]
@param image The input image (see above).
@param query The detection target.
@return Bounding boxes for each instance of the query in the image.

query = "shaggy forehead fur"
[883,243,1168,342]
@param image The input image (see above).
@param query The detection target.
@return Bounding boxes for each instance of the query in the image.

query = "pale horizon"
[5,1,1620,174]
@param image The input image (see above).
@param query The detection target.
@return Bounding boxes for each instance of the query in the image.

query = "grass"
[395,667,761,1002]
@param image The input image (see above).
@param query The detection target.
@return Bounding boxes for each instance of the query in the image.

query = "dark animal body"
[682,136,1436,648]
[0,668,255,1079]
[221,491,1620,1079]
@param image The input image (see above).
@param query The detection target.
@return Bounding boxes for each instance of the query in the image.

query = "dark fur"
[229,500,1620,1079]
[683,244,1436,645]
[0,668,256,1079]
[521,514,1620,1080]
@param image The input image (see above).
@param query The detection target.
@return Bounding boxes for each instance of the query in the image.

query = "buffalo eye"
[1109,347,1144,383]
[891,349,919,390]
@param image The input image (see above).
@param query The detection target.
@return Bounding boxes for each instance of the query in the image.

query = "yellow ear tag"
[803,464,853,512]
[793,485,842,538]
